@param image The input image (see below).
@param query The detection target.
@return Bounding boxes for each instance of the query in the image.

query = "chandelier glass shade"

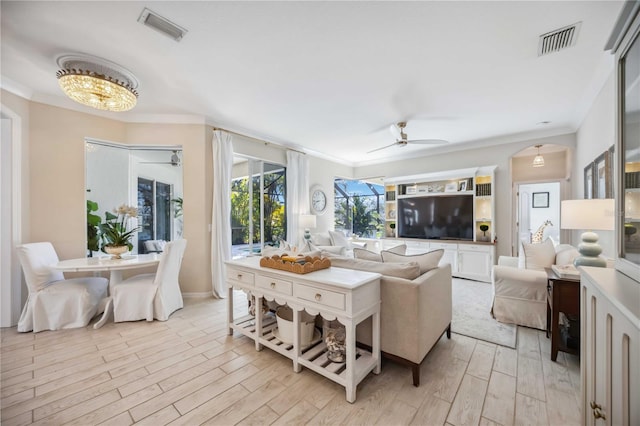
[56,54,139,112]
[532,145,545,167]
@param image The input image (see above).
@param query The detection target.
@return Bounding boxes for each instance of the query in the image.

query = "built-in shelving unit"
[382,166,497,282]
[384,166,496,243]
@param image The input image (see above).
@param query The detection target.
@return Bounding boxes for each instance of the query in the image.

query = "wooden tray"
[260,255,331,274]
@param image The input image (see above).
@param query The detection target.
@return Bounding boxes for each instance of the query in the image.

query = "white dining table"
[53,254,161,329]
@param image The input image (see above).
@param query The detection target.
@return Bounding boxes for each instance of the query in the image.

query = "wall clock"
[311,186,328,214]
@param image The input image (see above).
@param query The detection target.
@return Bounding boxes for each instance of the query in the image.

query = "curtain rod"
[211,126,306,155]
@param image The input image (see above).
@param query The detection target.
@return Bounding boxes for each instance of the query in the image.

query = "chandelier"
[56,54,139,112]
[532,144,545,167]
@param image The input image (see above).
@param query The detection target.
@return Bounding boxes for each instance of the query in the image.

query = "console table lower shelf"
[226,257,382,403]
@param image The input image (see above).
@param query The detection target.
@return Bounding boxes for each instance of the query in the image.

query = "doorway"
[516,181,561,252]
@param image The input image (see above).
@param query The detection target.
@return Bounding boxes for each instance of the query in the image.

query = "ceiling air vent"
[138,8,187,42]
[538,22,581,56]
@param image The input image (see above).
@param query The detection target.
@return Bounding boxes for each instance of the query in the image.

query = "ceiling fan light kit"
[56,54,139,112]
[367,121,449,154]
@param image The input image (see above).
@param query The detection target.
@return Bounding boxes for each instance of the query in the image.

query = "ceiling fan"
[140,150,181,166]
[367,122,448,154]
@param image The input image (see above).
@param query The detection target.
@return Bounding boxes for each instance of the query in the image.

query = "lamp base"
[304,229,311,241]
[573,231,607,268]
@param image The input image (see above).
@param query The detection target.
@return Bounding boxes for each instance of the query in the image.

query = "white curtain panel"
[286,150,309,247]
[211,130,233,298]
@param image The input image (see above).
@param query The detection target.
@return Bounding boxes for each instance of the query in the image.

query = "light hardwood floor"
[1,292,581,426]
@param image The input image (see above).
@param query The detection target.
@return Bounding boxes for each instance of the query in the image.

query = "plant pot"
[275,306,316,346]
[104,245,128,259]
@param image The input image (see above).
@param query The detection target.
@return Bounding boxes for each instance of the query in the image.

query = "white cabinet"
[378,239,494,282]
[430,242,459,272]
[581,267,639,426]
[457,244,494,282]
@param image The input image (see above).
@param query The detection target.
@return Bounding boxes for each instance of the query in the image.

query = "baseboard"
[182,291,214,298]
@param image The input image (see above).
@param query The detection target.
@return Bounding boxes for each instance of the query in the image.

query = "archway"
[510,144,572,256]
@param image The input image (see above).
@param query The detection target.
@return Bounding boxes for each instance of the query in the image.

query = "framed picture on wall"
[532,192,549,208]
[584,163,595,199]
[594,151,611,199]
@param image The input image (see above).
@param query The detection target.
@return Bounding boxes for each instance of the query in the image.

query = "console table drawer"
[256,275,292,295]
[227,268,255,286]
[296,284,345,310]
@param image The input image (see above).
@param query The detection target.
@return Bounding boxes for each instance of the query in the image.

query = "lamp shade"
[300,214,316,229]
[561,199,615,231]
[561,199,614,267]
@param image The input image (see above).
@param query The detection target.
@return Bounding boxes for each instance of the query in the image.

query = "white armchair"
[491,241,579,330]
[112,239,187,322]
[16,242,108,332]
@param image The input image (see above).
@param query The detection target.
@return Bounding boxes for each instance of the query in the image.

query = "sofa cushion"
[330,257,421,280]
[353,247,382,262]
[522,238,556,271]
[382,244,407,255]
[381,249,444,274]
[311,233,332,246]
[328,230,351,249]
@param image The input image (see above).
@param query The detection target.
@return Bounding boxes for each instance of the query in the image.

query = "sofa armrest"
[492,265,547,302]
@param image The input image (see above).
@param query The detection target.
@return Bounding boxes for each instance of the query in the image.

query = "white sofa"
[330,251,452,386]
[491,240,579,330]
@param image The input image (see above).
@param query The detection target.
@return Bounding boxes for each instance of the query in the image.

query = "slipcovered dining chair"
[16,242,108,333]
[112,239,187,322]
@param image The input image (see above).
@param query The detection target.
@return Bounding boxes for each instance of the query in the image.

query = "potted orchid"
[100,204,140,258]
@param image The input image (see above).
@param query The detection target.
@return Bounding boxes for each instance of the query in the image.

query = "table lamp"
[560,199,615,267]
[300,214,317,241]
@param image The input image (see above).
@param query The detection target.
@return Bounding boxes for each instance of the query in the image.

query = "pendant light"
[532,145,545,168]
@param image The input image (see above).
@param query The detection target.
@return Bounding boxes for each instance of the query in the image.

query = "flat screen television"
[397,194,474,240]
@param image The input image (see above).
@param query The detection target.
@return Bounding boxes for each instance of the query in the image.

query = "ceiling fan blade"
[367,142,399,154]
[407,139,449,145]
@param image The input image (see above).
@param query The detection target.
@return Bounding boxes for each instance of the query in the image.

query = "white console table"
[225,257,381,403]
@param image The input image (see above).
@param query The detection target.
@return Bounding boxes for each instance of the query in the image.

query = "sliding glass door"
[231,159,286,257]
[138,178,173,253]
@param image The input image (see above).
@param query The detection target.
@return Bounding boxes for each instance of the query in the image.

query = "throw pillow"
[309,243,346,256]
[311,233,332,246]
[555,244,580,266]
[328,230,351,249]
[382,244,407,255]
[353,248,382,262]
[522,238,556,271]
[330,257,421,280]
[381,249,444,274]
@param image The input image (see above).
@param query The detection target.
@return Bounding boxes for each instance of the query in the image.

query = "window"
[137,178,173,253]
[334,178,384,238]
[231,159,286,257]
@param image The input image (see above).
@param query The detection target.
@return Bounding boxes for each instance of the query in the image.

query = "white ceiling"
[0,1,624,166]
